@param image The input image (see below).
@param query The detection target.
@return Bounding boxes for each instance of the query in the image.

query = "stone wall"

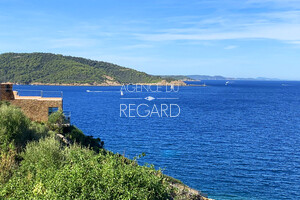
[0,83,14,100]
[10,99,63,122]
[1,83,63,122]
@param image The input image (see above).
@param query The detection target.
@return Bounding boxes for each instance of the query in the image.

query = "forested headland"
[0,53,170,85]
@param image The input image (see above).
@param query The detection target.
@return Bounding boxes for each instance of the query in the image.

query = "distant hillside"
[163,75,280,81]
[187,75,232,80]
[0,53,165,85]
[160,75,231,81]
[186,75,281,81]
[160,75,194,81]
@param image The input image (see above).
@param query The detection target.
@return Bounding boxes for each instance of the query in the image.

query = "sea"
[14,80,300,200]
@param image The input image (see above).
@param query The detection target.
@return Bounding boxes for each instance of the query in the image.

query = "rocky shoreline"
[12,80,187,87]
[170,182,213,200]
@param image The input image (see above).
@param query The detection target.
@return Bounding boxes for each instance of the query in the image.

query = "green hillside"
[0,53,164,84]
[0,102,206,200]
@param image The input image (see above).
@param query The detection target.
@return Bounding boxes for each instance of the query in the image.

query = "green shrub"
[29,121,51,140]
[0,104,32,150]
[63,125,104,152]
[47,110,65,133]
[0,101,10,106]
[0,144,18,184]
[20,136,65,171]
[1,137,171,200]
[0,104,173,200]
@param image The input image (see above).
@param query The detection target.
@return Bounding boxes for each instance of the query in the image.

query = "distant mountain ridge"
[162,75,281,81]
[187,75,231,80]
[0,53,166,85]
[161,75,231,81]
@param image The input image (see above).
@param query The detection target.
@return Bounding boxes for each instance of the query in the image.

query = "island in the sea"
[0,52,186,86]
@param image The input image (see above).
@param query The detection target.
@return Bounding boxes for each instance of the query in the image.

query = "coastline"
[12,80,187,87]
[0,98,213,200]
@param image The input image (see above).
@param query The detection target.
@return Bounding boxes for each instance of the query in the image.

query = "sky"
[0,0,300,80]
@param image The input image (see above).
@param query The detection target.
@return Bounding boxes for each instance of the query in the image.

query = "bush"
[29,121,51,140]
[0,101,10,106]
[0,104,53,151]
[0,104,173,200]
[63,125,104,152]
[20,137,65,171]
[0,144,18,184]
[0,104,32,150]
[1,137,171,200]
[47,110,65,133]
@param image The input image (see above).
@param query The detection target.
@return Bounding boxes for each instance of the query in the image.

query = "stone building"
[0,83,66,122]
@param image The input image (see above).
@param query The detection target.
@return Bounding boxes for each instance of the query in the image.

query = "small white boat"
[121,91,124,96]
[86,90,90,92]
[225,81,229,86]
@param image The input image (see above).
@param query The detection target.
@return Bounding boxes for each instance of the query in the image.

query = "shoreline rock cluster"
[13,80,187,87]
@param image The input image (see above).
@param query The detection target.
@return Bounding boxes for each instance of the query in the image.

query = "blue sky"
[1,0,300,79]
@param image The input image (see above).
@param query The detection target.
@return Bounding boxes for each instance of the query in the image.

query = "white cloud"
[134,9,300,44]
[120,44,153,50]
[288,41,300,44]
[224,45,238,50]
[247,0,300,4]
[136,23,300,42]
[49,38,95,48]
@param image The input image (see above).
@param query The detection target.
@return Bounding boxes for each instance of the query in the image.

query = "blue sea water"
[14,81,300,200]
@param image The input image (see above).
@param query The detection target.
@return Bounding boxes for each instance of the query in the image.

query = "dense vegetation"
[0,53,165,84]
[160,75,195,81]
[0,103,177,199]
